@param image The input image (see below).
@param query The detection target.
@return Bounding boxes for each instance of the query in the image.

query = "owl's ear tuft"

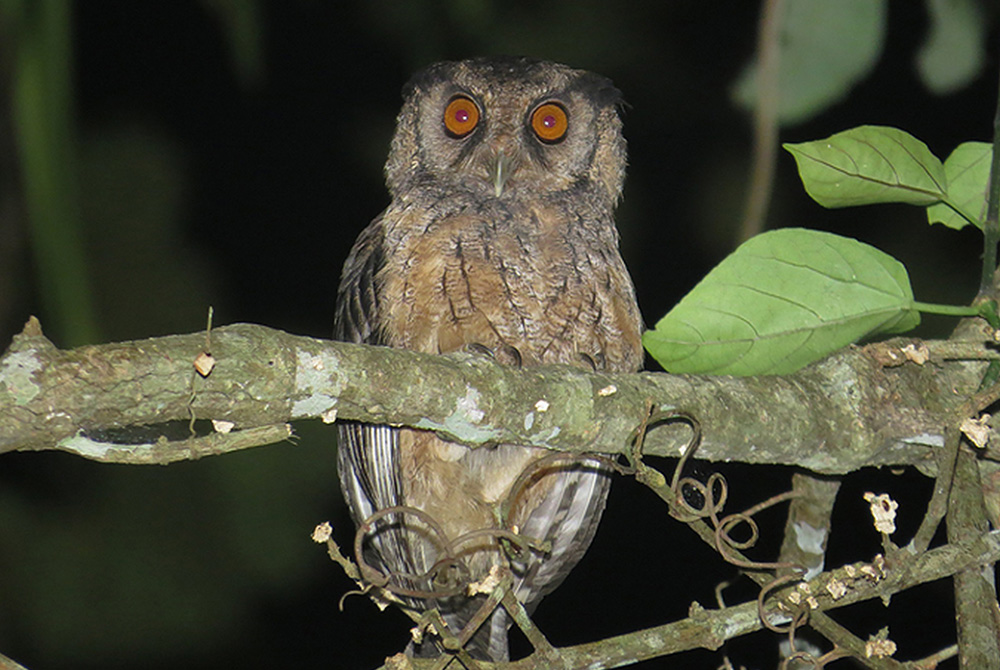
[572,72,622,109]
[401,60,457,100]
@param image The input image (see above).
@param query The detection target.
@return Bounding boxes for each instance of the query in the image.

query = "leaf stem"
[911,301,981,317]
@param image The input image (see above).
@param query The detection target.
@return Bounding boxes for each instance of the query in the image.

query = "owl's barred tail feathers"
[483,607,513,662]
[408,460,612,661]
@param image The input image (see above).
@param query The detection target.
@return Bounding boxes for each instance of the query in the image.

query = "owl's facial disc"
[433,89,583,198]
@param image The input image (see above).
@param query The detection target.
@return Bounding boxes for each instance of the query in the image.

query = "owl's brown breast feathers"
[377,197,642,371]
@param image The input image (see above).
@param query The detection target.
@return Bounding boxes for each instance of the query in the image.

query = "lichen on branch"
[0,317,966,474]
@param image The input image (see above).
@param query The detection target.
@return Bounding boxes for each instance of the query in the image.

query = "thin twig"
[54,422,294,465]
[864,338,1000,366]
[905,643,958,669]
[907,427,962,555]
[739,0,785,242]
[501,588,565,667]
[808,612,906,670]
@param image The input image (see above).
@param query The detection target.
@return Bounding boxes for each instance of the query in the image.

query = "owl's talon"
[578,352,607,372]
[495,344,523,368]
[461,343,523,368]
[463,342,494,358]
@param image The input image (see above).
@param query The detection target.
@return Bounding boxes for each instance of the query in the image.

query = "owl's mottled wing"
[333,215,415,587]
[334,213,384,346]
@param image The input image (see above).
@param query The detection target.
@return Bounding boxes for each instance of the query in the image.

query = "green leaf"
[784,126,946,208]
[732,0,887,124]
[916,0,987,95]
[642,229,919,376]
[926,142,991,230]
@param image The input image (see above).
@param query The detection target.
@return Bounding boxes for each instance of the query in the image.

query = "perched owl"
[334,56,643,661]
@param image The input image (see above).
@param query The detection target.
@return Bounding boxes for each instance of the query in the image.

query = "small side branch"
[947,448,1000,666]
[374,531,1000,670]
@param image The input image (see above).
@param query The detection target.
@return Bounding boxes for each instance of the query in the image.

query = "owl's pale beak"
[492,150,516,197]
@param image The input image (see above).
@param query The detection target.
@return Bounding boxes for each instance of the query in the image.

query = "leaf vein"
[797,149,943,198]
[880,133,946,192]
[724,256,904,300]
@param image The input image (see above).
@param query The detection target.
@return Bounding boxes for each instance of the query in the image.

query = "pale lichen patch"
[456,386,486,423]
[793,521,827,555]
[58,432,129,459]
[524,411,535,430]
[0,350,44,405]
[414,386,502,443]
[292,350,345,419]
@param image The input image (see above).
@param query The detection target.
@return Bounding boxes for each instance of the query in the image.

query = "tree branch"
[0,318,973,474]
[385,529,1000,669]
[948,448,1000,665]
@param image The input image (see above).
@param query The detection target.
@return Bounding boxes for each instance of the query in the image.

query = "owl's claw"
[578,351,606,372]
[495,344,523,368]
[461,342,523,368]
[463,342,494,358]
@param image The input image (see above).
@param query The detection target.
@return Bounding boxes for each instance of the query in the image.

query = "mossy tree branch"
[0,317,976,474]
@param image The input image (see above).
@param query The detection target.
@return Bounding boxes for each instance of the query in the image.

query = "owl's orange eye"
[530,102,569,143]
[443,95,480,138]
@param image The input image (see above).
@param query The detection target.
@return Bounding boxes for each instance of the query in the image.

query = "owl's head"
[385,57,626,204]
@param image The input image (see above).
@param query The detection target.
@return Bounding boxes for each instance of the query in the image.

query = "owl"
[334,56,643,661]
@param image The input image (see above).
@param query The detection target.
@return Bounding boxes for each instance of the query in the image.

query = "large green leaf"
[916,0,987,95]
[926,142,991,230]
[784,126,946,208]
[732,0,886,124]
[643,229,919,376]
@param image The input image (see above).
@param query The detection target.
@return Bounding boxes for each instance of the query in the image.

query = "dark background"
[1,1,997,668]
